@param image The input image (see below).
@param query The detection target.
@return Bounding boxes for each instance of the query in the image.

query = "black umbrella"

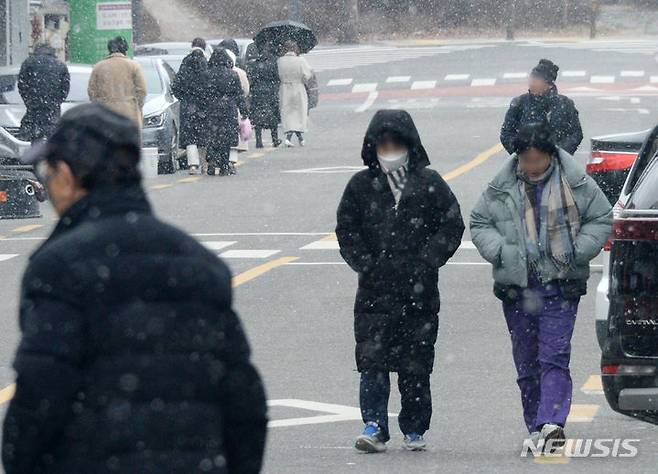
[254,20,318,55]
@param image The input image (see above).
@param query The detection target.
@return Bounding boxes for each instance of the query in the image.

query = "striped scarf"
[518,160,580,276]
[384,165,408,206]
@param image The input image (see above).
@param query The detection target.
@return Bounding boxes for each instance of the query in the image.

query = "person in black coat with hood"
[500,59,583,155]
[17,43,70,142]
[246,43,281,148]
[172,37,209,172]
[336,109,465,453]
[204,48,247,176]
[2,103,267,474]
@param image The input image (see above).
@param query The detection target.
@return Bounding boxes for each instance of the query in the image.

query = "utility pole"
[338,0,359,44]
[590,0,599,39]
[505,0,516,41]
[132,0,143,45]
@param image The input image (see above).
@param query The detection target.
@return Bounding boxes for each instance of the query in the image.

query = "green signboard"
[69,0,133,64]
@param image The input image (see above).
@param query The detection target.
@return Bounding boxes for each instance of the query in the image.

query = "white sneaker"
[299,138,305,147]
[540,423,566,453]
[284,139,295,147]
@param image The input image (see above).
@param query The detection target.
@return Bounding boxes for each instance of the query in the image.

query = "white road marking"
[268,399,396,428]
[326,78,353,87]
[355,91,379,113]
[561,70,586,77]
[632,85,658,92]
[652,76,658,83]
[597,96,621,101]
[386,76,411,83]
[639,108,650,114]
[193,232,330,236]
[590,76,615,84]
[411,80,437,90]
[620,70,645,77]
[352,83,378,93]
[201,241,237,251]
[471,78,496,87]
[503,72,528,79]
[301,240,340,250]
[0,254,18,262]
[445,74,470,81]
[220,250,281,259]
[283,165,366,174]
[630,97,641,104]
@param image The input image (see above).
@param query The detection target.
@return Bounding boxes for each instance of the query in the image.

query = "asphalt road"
[1,39,658,473]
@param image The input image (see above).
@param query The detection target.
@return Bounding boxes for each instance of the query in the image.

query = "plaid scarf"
[384,164,409,206]
[517,160,580,276]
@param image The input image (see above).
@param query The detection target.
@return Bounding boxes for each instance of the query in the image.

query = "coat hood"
[361,109,430,172]
[209,48,233,69]
[489,148,586,192]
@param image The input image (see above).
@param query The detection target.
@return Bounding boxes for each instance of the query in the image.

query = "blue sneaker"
[403,433,427,451]
[355,422,387,453]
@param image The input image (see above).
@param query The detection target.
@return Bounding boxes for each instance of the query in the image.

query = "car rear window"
[627,157,658,210]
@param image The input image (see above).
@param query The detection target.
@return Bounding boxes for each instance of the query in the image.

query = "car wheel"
[158,127,179,175]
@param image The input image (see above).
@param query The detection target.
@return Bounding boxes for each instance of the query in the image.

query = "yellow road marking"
[581,375,603,394]
[321,233,338,241]
[232,256,299,288]
[567,404,600,423]
[443,143,505,182]
[151,184,174,190]
[12,224,43,234]
[178,176,202,184]
[534,452,571,464]
[0,384,15,405]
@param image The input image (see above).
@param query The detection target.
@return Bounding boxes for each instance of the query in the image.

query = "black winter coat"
[205,50,247,150]
[246,56,280,129]
[172,48,208,148]
[336,110,465,375]
[17,45,70,141]
[2,186,267,474]
[500,87,583,155]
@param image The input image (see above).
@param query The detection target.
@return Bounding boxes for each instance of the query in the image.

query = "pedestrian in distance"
[500,59,583,155]
[277,40,313,147]
[17,43,70,142]
[1,103,268,474]
[88,36,147,128]
[172,37,209,175]
[224,47,251,172]
[204,48,248,176]
[336,109,465,453]
[470,121,612,452]
[247,43,282,149]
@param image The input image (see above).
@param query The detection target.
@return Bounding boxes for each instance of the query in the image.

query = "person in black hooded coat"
[204,48,247,176]
[500,59,583,155]
[336,110,464,452]
[17,43,70,142]
[246,44,281,148]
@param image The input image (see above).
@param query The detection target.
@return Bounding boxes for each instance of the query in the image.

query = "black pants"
[286,131,304,141]
[359,370,432,440]
[206,143,230,173]
[255,127,279,147]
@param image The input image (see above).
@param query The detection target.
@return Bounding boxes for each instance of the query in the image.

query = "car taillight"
[612,219,658,241]
[602,364,656,375]
[586,150,638,174]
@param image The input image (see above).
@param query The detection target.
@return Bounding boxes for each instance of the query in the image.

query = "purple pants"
[503,288,579,433]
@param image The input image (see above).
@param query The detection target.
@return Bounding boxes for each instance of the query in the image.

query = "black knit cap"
[531,59,559,84]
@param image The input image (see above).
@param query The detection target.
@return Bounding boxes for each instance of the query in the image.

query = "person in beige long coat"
[88,37,147,128]
[225,49,250,158]
[278,40,313,147]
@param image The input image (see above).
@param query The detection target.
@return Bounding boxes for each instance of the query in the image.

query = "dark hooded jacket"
[17,44,70,141]
[2,185,267,474]
[172,48,208,148]
[246,49,280,129]
[500,86,583,155]
[336,110,465,375]
[204,49,247,149]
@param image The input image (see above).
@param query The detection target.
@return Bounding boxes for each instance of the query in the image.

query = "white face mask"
[377,152,408,172]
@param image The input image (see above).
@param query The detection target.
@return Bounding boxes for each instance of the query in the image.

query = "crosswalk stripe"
[0,254,18,262]
[471,78,496,86]
[12,224,43,234]
[411,80,436,90]
[651,76,658,84]
[591,76,615,84]
[301,240,339,250]
[202,241,237,251]
[220,249,281,259]
[445,74,470,81]
[620,70,645,77]
[352,83,377,93]
[386,76,411,83]
[327,78,353,86]
[561,70,586,77]
[566,404,600,423]
[581,375,604,395]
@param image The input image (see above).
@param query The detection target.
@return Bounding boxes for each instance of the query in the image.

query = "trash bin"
[0,170,42,219]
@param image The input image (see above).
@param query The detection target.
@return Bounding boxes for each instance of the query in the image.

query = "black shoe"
[256,142,264,149]
[540,424,566,453]
[228,163,238,175]
[207,166,215,176]
[272,138,282,148]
